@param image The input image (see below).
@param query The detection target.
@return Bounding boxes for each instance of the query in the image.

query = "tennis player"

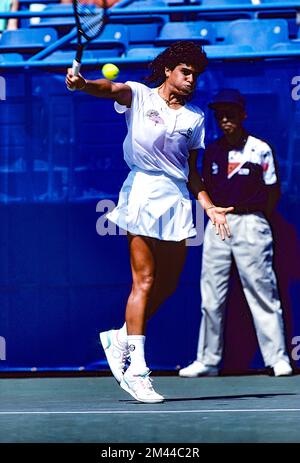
[66,41,233,403]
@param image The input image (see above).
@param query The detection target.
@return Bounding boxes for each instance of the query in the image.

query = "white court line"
[0,409,300,415]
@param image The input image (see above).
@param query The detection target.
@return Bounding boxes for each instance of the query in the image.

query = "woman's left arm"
[187,150,233,240]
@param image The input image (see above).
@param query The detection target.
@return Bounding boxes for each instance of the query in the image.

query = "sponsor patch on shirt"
[211,162,219,175]
[227,161,245,178]
[238,168,250,175]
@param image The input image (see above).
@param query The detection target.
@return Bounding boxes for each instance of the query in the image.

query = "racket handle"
[67,59,82,92]
[72,59,81,76]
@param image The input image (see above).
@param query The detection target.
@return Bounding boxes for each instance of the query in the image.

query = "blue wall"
[0,60,299,372]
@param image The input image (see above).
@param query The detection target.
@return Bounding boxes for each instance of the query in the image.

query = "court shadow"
[119,392,297,404]
[163,392,297,403]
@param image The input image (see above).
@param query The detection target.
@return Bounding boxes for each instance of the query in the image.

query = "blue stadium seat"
[29,4,75,32]
[110,16,166,45]
[204,44,254,58]
[32,16,75,28]
[35,3,73,14]
[0,28,58,53]
[45,49,122,63]
[212,21,233,42]
[118,16,165,44]
[155,21,216,45]
[224,19,289,51]
[0,53,23,63]
[213,18,294,43]
[69,24,128,56]
[126,47,166,60]
[126,22,162,44]
[272,41,300,51]
[66,24,129,57]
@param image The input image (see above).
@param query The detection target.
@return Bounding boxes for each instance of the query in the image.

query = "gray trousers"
[197,213,290,368]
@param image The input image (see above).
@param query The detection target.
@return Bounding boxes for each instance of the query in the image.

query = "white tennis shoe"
[99,329,128,383]
[273,359,293,377]
[179,360,219,377]
[120,369,164,403]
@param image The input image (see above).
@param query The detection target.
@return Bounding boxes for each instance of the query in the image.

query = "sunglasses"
[214,109,241,121]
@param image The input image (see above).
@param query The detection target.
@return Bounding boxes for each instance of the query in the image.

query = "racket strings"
[76,3,105,39]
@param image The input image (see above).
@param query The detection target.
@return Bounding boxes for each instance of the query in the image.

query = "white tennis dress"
[106,81,205,241]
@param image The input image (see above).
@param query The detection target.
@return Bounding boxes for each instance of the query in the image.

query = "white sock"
[116,323,127,346]
[127,335,147,373]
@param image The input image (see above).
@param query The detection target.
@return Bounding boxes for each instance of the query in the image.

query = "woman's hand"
[65,68,86,91]
[206,206,234,240]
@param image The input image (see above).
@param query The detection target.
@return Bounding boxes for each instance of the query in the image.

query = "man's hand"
[206,206,234,240]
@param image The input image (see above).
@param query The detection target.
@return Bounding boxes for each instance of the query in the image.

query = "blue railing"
[1,1,300,18]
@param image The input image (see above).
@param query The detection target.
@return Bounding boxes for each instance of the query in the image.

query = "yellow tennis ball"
[102,63,120,80]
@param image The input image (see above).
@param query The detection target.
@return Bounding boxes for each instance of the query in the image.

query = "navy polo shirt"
[202,133,280,213]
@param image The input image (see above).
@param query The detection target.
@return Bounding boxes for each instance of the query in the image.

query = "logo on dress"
[179,127,193,139]
[146,109,165,125]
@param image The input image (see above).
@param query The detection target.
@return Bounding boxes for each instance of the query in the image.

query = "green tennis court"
[0,374,299,443]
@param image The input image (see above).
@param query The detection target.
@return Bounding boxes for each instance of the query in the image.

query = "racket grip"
[67,60,82,92]
[72,59,81,76]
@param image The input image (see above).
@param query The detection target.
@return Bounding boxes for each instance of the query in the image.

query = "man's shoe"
[99,330,128,383]
[273,359,293,377]
[178,361,219,377]
[120,369,164,403]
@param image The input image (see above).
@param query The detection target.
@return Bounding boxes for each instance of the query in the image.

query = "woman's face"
[165,63,200,96]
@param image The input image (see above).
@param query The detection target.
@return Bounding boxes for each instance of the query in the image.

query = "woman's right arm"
[65,69,132,107]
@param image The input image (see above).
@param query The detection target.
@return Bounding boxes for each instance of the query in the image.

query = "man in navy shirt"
[180,89,292,377]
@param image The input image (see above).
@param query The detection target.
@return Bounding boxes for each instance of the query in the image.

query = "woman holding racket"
[66,41,233,403]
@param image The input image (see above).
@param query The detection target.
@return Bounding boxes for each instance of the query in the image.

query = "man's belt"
[231,206,265,214]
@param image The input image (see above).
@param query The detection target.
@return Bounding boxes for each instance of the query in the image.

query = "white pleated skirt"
[106,168,196,241]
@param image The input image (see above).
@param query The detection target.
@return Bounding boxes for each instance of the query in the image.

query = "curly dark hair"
[146,40,208,87]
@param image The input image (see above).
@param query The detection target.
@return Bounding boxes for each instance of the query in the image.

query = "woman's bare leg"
[125,233,156,335]
[120,236,185,403]
[146,239,187,319]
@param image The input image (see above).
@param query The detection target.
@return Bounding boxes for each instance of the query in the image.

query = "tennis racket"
[68,0,108,90]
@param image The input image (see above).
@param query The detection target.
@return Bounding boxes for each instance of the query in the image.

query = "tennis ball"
[102,63,120,80]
